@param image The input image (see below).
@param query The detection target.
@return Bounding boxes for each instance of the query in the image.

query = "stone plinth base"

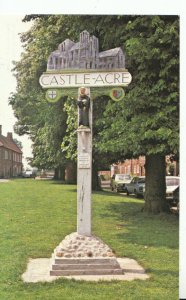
[50,232,123,276]
[22,257,150,282]
[50,257,123,276]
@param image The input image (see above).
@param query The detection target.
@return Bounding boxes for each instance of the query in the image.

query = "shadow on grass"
[101,201,179,249]
[47,180,66,185]
[148,269,178,277]
[98,201,143,222]
[93,190,130,197]
[93,190,145,202]
[65,188,77,193]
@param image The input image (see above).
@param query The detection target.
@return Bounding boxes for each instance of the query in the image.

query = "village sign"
[39,30,132,276]
[39,30,132,101]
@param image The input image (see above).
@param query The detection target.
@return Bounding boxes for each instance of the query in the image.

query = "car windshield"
[138,178,145,183]
[166,178,179,186]
[116,174,131,180]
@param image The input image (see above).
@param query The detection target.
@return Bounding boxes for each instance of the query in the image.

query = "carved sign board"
[39,71,132,88]
[78,153,91,169]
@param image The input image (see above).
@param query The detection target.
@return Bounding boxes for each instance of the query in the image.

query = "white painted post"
[77,87,92,236]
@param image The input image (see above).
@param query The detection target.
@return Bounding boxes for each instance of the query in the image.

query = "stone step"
[53,257,118,265]
[52,263,120,270]
[50,268,124,276]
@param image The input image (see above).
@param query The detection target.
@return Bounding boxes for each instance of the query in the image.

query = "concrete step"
[52,263,120,270]
[50,268,124,276]
[53,257,118,265]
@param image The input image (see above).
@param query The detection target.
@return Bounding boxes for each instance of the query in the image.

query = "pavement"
[0,179,10,183]
[22,257,150,283]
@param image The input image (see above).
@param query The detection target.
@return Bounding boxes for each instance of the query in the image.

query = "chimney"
[0,125,2,135]
[7,132,13,140]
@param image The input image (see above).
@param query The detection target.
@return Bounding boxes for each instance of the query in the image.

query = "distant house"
[47,30,125,71]
[0,125,22,178]
[99,155,179,178]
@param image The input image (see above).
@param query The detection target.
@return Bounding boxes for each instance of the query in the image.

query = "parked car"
[172,186,179,213]
[22,170,35,178]
[125,176,145,198]
[166,176,179,203]
[143,176,179,204]
[110,174,132,193]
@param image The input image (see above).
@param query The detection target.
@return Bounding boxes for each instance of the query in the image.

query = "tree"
[13,138,23,149]
[9,15,78,179]
[10,15,179,204]
[97,16,179,213]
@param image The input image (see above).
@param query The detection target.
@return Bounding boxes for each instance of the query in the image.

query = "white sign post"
[77,87,92,235]
[39,70,131,237]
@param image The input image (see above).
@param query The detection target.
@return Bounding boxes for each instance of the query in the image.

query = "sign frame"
[39,69,132,89]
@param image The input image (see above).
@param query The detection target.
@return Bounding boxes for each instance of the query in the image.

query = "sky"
[0,15,32,168]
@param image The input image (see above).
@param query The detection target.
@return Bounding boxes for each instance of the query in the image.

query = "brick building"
[100,156,178,178]
[111,157,146,177]
[0,125,22,178]
[110,156,178,177]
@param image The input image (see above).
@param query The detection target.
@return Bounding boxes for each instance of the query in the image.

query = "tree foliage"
[10,15,179,206]
[96,15,179,212]
[13,138,23,150]
[10,15,134,176]
[98,16,179,157]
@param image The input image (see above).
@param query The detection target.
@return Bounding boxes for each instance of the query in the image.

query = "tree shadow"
[93,190,129,197]
[147,268,178,277]
[98,201,178,250]
[48,180,67,184]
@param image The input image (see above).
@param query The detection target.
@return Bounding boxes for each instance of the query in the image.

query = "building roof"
[0,135,22,154]
[70,42,81,51]
[99,47,121,58]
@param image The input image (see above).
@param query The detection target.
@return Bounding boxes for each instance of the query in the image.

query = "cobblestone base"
[55,232,115,258]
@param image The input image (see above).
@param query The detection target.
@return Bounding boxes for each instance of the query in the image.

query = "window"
[138,177,145,183]
[5,150,8,160]
[8,152,11,160]
[116,174,131,181]
[81,49,86,57]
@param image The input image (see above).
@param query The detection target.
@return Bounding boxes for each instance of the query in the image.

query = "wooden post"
[77,87,92,236]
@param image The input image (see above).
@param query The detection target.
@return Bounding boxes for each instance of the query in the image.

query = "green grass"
[0,179,178,300]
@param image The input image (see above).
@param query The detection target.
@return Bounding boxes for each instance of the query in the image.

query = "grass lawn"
[0,179,178,300]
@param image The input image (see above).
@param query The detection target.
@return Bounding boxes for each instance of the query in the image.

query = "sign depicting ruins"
[39,30,132,89]
[47,30,125,70]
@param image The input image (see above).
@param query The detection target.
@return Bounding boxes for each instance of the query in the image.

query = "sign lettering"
[78,153,91,169]
[39,71,132,88]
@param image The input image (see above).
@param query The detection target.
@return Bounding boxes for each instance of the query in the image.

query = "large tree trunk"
[92,162,102,191]
[144,154,169,213]
[65,161,77,184]
[54,167,59,180]
[54,166,65,180]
